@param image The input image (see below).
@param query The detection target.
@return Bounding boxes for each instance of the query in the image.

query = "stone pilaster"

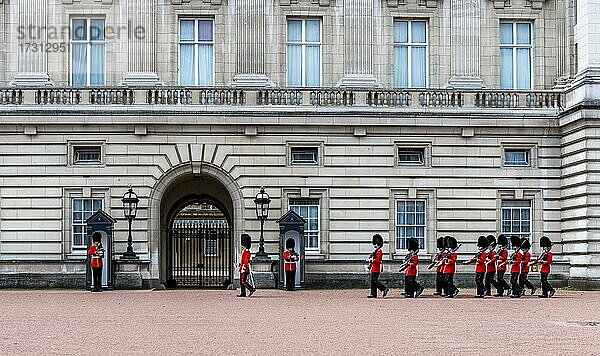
[553,0,571,88]
[121,0,161,87]
[12,0,52,87]
[447,0,484,88]
[338,0,378,88]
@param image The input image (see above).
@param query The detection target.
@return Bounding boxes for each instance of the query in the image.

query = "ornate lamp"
[253,186,271,258]
[121,186,139,259]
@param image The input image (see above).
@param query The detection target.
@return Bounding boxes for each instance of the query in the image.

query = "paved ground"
[0,288,599,355]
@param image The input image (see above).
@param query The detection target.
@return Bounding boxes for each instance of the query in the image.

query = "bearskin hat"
[372,234,384,247]
[407,237,419,252]
[436,236,446,249]
[241,233,252,249]
[520,238,531,250]
[486,234,496,246]
[540,236,553,248]
[497,234,508,247]
[510,235,522,249]
[477,235,488,248]
[92,232,102,243]
[286,238,295,249]
[445,235,458,249]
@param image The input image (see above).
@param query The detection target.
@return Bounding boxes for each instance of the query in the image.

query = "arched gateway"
[148,163,243,288]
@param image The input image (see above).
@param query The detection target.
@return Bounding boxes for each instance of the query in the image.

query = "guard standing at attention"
[88,234,104,292]
[283,238,300,291]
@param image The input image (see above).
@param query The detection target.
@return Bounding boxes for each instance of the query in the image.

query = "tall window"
[501,200,531,240]
[393,20,427,88]
[396,200,426,250]
[287,19,321,87]
[179,18,214,86]
[72,198,103,247]
[71,18,105,86]
[500,22,533,89]
[289,199,320,250]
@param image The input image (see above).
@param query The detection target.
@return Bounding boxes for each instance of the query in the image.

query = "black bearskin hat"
[407,237,419,252]
[445,235,458,249]
[92,232,102,243]
[520,238,531,250]
[477,235,488,248]
[241,234,252,249]
[486,234,496,246]
[510,235,522,249]
[540,236,553,248]
[497,234,508,247]
[286,238,295,249]
[372,234,384,247]
[436,236,446,249]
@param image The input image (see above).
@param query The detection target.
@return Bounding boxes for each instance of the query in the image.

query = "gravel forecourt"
[0,289,599,355]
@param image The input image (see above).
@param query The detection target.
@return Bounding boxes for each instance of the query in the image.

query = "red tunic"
[436,251,446,273]
[88,245,103,268]
[239,250,250,273]
[535,252,552,274]
[469,252,487,273]
[370,249,383,273]
[283,250,298,272]
[442,253,457,274]
[496,249,509,271]
[510,251,522,274]
[405,255,418,277]
[486,250,497,273]
[521,251,531,273]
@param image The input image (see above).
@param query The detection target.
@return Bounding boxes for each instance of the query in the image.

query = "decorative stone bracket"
[280,0,331,6]
[62,0,113,4]
[491,0,547,10]
[171,0,222,4]
[386,0,438,8]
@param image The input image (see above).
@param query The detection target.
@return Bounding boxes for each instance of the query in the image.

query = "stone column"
[553,0,570,88]
[12,0,52,86]
[231,0,273,87]
[121,0,161,86]
[338,0,378,88]
[447,0,484,88]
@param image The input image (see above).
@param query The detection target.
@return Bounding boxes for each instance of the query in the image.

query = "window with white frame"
[393,20,428,88]
[500,22,533,89]
[71,18,106,86]
[395,200,426,250]
[291,147,319,165]
[72,198,103,247]
[179,18,214,86]
[501,200,532,241]
[398,147,425,165]
[504,149,530,166]
[289,199,320,250]
[287,19,322,87]
[73,146,101,165]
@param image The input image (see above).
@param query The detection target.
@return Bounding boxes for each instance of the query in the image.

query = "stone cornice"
[61,0,114,4]
[171,0,222,4]
[280,0,331,6]
[386,0,438,8]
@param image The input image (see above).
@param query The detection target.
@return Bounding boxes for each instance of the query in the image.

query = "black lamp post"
[121,186,139,259]
[253,186,271,259]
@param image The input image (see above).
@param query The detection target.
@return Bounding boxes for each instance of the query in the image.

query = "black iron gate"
[167,220,232,288]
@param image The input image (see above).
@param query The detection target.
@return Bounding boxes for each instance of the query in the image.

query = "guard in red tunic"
[88,234,104,292]
[518,238,536,296]
[283,238,300,291]
[530,236,555,298]
[367,234,389,298]
[484,235,500,296]
[400,238,423,298]
[442,235,460,298]
[432,237,446,296]
[494,234,511,296]
[463,235,488,298]
[237,234,255,297]
[508,235,523,298]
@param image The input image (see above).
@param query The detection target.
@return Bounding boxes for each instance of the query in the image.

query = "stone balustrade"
[0,87,565,110]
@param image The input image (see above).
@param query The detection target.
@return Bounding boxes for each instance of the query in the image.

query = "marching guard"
[442,235,460,298]
[530,236,556,298]
[463,235,488,298]
[519,238,536,296]
[237,234,256,298]
[431,237,446,296]
[508,236,523,298]
[494,234,511,296]
[400,238,424,298]
[367,234,389,298]
[484,235,500,296]
[283,238,300,291]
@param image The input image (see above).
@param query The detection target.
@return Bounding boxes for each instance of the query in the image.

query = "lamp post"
[121,186,139,259]
[253,186,271,259]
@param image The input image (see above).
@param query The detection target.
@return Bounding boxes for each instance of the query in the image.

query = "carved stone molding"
[62,0,113,4]
[386,0,437,8]
[491,0,547,9]
[171,0,222,4]
[280,0,330,6]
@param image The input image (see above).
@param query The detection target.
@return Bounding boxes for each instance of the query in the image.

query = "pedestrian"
[442,235,460,298]
[530,236,555,298]
[88,233,104,292]
[283,238,299,291]
[463,235,488,298]
[367,234,389,298]
[484,235,500,296]
[508,236,523,298]
[237,233,255,298]
[494,234,511,296]
[400,238,423,298]
[519,238,536,296]
[432,236,446,296]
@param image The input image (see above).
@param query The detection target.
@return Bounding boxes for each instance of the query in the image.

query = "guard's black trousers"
[405,275,422,297]
[484,271,499,295]
[285,270,296,291]
[240,271,254,296]
[435,272,445,295]
[91,267,102,291]
[370,272,387,297]
[510,272,522,296]
[540,272,554,296]
[475,272,485,296]
[496,270,511,295]
[443,273,456,296]
[519,272,535,291]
